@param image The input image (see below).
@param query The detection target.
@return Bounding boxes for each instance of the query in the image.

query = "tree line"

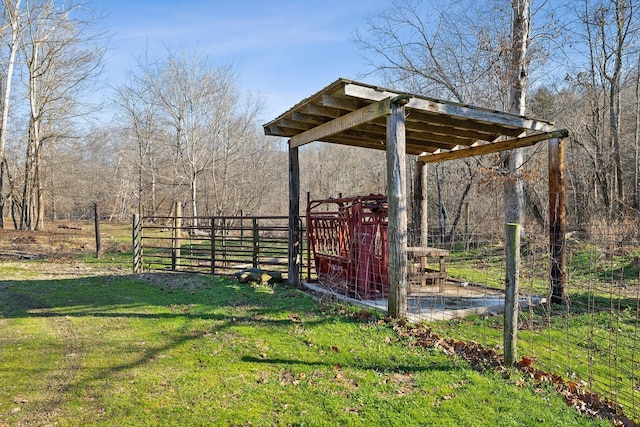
[0,0,637,235]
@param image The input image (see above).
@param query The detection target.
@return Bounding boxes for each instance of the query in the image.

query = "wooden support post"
[504,223,521,367]
[306,192,312,282]
[289,145,301,287]
[252,218,259,268]
[172,201,182,271]
[210,219,216,275]
[549,137,566,304]
[413,159,428,247]
[464,202,471,251]
[132,213,141,273]
[94,202,102,259]
[387,96,410,319]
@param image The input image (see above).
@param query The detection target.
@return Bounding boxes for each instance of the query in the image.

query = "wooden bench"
[407,246,449,291]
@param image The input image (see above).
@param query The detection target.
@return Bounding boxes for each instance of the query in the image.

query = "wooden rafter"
[418,129,569,163]
[289,97,392,148]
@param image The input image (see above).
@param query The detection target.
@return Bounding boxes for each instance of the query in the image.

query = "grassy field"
[0,267,608,426]
[0,221,623,425]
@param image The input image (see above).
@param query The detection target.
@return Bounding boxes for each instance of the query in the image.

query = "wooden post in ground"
[464,202,471,251]
[132,213,141,273]
[252,218,259,268]
[288,145,300,287]
[306,192,312,282]
[387,95,410,319]
[210,219,216,275]
[549,137,566,304]
[504,223,521,367]
[172,202,182,271]
[413,159,428,247]
[94,202,101,259]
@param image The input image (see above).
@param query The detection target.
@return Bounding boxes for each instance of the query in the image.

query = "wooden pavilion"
[263,78,567,318]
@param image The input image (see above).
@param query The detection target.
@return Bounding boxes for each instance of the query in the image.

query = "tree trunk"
[0,1,21,229]
[504,0,530,229]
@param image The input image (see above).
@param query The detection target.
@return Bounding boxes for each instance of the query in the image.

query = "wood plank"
[344,83,556,133]
[320,94,363,110]
[406,109,522,137]
[419,129,569,163]
[290,97,393,148]
[303,103,342,119]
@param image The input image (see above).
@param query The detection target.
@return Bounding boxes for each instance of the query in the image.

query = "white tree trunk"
[504,0,530,227]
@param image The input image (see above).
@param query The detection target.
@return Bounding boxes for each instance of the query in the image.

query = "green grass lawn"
[0,263,609,426]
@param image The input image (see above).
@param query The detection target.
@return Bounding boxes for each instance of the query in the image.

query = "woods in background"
[0,0,637,234]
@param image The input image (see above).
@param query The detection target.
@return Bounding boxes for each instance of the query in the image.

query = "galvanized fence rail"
[133,214,308,280]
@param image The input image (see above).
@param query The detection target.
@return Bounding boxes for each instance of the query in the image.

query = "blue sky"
[93,0,390,122]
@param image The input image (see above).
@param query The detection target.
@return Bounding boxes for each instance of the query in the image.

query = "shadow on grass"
[0,271,368,422]
[241,356,454,374]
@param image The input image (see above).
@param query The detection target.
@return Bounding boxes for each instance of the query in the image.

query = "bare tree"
[18,0,104,229]
[357,0,542,237]
[0,0,20,229]
[114,47,278,221]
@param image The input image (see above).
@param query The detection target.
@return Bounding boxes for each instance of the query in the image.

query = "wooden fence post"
[210,218,216,275]
[549,137,566,304]
[172,202,182,271]
[94,202,101,259]
[132,213,141,273]
[413,159,428,247]
[464,202,471,251]
[288,145,301,287]
[252,218,259,268]
[504,223,521,367]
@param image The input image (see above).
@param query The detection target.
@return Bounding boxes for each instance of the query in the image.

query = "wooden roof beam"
[344,83,556,133]
[289,97,393,148]
[419,129,569,163]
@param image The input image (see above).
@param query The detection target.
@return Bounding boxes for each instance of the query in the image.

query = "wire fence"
[406,223,640,422]
[134,211,640,421]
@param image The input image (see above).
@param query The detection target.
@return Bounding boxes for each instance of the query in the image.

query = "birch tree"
[503,0,530,228]
[0,0,20,228]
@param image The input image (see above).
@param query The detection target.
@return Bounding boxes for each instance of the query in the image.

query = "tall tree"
[0,0,21,228]
[503,0,530,229]
[357,0,541,237]
[19,0,104,229]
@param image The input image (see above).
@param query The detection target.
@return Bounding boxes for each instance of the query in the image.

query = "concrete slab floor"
[302,281,546,322]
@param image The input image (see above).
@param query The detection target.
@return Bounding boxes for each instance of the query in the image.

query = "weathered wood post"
[504,223,521,367]
[132,213,141,273]
[413,159,428,247]
[387,95,410,319]
[252,218,259,268]
[210,218,216,275]
[306,192,312,282]
[549,136,566,304]
[94,202,101,259]
[464,202,471,251]
[172,201,182,271]
[289,145,301,287]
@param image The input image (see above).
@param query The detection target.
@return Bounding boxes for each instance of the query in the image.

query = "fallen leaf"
[517,357,534,368]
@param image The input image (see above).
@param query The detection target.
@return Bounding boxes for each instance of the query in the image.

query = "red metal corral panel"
[307,195,388,299]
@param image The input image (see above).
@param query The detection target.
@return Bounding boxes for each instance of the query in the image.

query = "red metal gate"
[307,195,388,299]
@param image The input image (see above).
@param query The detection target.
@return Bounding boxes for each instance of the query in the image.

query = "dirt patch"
[0,221,130,278]
[0,222,96,261]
